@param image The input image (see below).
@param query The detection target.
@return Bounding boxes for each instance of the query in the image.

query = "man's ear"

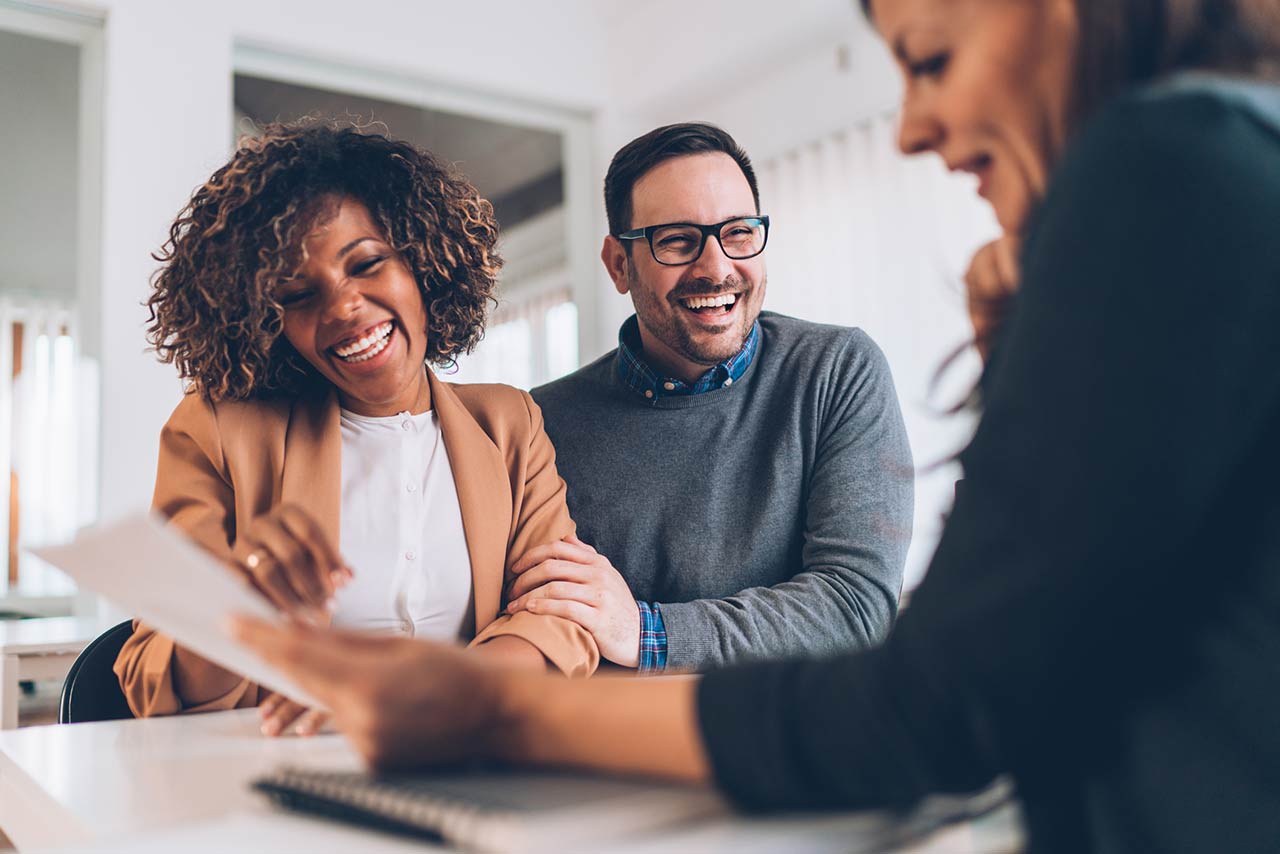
[601,235,631,295]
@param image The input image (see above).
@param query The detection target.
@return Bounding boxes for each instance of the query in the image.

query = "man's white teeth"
[334,322,393,362]
[681,293,737,310]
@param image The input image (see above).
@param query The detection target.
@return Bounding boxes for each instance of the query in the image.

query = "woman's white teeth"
[334,322,393,362]
[681,293,737,310]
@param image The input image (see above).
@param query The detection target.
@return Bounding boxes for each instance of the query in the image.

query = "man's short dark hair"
[604,122,760,238]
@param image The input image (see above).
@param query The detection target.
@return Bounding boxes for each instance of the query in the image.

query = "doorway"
[0,2,103,614]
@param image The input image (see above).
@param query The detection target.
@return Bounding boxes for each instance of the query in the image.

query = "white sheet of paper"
[34,512,324,710]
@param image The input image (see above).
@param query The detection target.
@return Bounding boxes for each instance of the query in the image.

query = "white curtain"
[758,113,1000,589]
[447,283,577,390]
[0,298,99,597]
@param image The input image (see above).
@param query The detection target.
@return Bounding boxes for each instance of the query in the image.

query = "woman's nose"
[897,98,944,156]
[321,281,363,323]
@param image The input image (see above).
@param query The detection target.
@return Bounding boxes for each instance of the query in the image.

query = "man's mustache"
[668,276,748,301]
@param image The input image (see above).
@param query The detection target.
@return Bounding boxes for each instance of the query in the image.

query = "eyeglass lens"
[650,219,766,264]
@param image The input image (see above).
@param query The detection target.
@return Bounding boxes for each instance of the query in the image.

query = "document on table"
[33,512,324,709]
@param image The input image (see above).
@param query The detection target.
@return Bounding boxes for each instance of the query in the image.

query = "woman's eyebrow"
[337,236,379,259]
[893,27,942,64]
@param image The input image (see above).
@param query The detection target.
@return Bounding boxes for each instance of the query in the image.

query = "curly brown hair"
[146,119,502,400]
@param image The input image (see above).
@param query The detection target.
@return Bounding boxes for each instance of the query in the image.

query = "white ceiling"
[596,0,869,114]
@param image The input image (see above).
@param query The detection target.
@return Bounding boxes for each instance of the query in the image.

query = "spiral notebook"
[252,764,728,852]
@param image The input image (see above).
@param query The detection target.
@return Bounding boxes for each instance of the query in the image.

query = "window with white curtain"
[544,300,580,381]
[447,286,578,390]
[757,113,1000,589]
[0,298,99,600]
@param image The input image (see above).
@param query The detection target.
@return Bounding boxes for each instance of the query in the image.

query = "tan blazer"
[115,370,599,717]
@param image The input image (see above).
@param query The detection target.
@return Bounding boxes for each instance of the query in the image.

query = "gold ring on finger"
[245,549,267,570]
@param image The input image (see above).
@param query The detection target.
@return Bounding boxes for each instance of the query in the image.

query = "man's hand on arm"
[506,536,642,669]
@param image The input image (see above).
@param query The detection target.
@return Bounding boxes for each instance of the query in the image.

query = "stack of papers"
[35,512,323,708]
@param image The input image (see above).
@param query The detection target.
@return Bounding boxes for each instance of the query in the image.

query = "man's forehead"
[630,152,755,226]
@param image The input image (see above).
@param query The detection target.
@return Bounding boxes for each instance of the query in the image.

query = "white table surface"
[0,617,116,729]
[0,709,1023,853]
[0,617,115,656]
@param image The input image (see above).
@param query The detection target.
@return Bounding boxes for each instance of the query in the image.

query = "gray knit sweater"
[532,311,914,671]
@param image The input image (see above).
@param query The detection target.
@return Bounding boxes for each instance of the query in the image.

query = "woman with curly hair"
[114,121,599,735]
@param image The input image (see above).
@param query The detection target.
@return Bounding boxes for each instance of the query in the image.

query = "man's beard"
[628,268,763,367]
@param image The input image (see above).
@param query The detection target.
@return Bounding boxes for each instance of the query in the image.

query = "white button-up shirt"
[332,408,472,640]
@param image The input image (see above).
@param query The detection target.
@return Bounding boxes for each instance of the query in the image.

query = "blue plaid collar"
[614,315,759,401]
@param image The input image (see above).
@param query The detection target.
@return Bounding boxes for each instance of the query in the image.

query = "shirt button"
[406,482,417,493]
[644,390,654,399]
[723,378,734,387]
[405,551,416,561]
[663,381,676,391]
[401,420,411,431]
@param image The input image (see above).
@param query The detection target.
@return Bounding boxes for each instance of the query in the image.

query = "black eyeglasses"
[615,215,770,266]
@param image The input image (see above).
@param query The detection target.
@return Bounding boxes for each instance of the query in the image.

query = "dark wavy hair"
[604,122,759,239]
[146,119,501,401]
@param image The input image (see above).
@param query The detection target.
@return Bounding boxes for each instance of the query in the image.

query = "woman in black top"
[235,1,1280,851]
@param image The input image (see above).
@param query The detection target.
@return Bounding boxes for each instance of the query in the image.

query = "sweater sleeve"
[657,331,914,670]
[697,88,1280,809]
[113,393,265,716]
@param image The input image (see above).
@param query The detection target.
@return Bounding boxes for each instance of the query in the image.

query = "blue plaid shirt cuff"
[636,601,668,674]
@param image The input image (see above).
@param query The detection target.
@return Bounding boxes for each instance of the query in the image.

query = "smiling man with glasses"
[511,122,914,674]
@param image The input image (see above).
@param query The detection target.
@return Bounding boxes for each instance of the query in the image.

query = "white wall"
[94,1,233,522]
[229,0,611,111]
[0,28,79,299]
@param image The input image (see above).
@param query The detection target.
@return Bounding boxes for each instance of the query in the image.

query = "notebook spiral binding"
[253,767,522,852]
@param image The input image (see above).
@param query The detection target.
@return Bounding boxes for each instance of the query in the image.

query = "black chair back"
[59,620,137,724]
